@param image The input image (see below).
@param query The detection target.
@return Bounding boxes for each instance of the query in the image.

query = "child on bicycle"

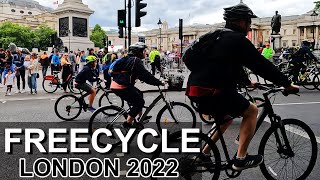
[75,55,102,112]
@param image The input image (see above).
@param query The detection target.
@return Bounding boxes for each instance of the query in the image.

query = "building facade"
[108,11,320,51]
[0,0,57,30]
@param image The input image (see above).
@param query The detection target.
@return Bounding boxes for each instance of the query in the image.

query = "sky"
[35,0,317,31]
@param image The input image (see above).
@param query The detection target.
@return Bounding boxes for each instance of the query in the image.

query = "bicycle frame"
[204,88,294,168]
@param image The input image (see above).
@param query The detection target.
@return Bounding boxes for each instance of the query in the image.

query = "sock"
[236,155,246,160]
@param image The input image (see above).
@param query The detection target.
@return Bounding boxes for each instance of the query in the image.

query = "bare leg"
[237,103,258,158]
[88,89,96,107]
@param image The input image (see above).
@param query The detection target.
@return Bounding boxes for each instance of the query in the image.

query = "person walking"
[61,53,72,93]
[149,46,162,75]
[262,43,274,61]
[68,51,76,74]
[27,53,39,94]
[4,69,15,96]
[0,48,5,87]
[78,51,86,72]
[2,50,14,86]
[52,51,61,73]
[13,50,26,93]
[40,52,50,77]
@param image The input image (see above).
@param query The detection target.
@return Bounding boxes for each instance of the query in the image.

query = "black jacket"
[112,55,162,87]
[75,64,99,84]
[292,45,317,63]
[13,54,25,70]
[187,28,291,90]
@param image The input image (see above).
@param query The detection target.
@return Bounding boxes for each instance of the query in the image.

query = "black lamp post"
[157,18,162,50]
[311,10,318,49]
[67,29,71,53]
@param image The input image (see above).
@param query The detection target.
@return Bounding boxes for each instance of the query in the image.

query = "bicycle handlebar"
[254,83,299,97]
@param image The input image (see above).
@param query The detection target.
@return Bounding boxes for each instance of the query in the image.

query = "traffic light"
[108,41,112,46]
[118,9,126,27]
[118,27,124,38]
[135,0,147,27]
[102,37,106,47]
[179,19,183,40]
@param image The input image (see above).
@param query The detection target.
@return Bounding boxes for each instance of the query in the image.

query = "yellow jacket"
[149,50,161,63]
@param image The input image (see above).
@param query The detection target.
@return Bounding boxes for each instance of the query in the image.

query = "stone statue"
[271,11,281,35]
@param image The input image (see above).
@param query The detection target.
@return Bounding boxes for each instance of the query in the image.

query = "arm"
[135,59,162,86]
[238,36,291,87]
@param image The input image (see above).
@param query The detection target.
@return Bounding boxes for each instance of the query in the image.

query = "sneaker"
[15,90,21,94]
[8,93,11,96]
[32,92,36,95]
[0,83,3,88]
[21,89,25,93]
[232,154,264,171]
[87,107,96,112]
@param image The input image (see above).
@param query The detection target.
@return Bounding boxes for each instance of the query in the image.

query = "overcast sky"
[36,0,317,31]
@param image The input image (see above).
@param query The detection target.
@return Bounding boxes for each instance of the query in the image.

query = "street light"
[311,10,318,49]
[67,29,71,53]
[157,18,162,50]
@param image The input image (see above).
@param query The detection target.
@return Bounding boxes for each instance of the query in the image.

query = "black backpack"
[182,28,232,71]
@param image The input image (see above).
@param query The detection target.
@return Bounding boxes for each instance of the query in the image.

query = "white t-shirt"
[5,73,15,86]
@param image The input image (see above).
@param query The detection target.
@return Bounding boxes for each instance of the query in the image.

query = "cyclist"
[290,40,318,82]
[186,2,299,171]
[75,55,101,112]
[110,42,163,128]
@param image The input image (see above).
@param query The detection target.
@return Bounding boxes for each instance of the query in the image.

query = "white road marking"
[274,101,320,106]
[2,101,6,103]
[264,118,320,144]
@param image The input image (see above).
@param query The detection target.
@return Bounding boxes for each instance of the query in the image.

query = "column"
[304,27,307,40]
[252,29,255,46]
[297,27,301,44]
[316,26,319,47]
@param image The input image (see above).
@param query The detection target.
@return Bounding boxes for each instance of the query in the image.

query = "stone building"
[0,0,57,30]
[107,11,320,51]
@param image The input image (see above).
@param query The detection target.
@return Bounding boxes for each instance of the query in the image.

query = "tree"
[34,25,56,50]
[90,24,106,48]
[315,1,320,11]
[0,22,55,51]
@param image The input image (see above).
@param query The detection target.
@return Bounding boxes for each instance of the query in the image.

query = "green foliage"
[90,24,106,48]
[315,1,320,11]
[0,22,55,51]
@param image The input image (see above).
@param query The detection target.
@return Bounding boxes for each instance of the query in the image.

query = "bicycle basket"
[167,74,185,91]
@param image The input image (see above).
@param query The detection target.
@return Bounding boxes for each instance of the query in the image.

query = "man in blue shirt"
[52,51,61,73]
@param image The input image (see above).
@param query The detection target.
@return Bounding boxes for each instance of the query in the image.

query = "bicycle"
[88,86,196,147]
[152,84,317,180]
[54,79,124,121]
[43,71,79,94]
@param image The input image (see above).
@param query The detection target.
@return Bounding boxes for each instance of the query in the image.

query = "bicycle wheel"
[42,79,58,93]
[312,72,320,91]
[89,105,128,147]
[301,72,317,90]
[98,91,124,109]
[151,131,221,180]
[54,94,82,121]
[259,118,317,180]
[156,102,196,134]
[68,77,80,94]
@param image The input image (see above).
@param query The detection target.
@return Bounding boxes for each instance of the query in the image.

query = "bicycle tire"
[98,91,124,110]
[89,105,128,147]
[301,72,317,90]
[156,102,196,134]
[312,72,320,91]
[151,131,221,180]
[68,77,80,94]
[42,79,58,93]
[259,118,317,180]
[54,94,82,121]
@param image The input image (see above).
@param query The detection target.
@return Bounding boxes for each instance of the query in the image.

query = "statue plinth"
[270,34,282,51]
[53,0,94,51]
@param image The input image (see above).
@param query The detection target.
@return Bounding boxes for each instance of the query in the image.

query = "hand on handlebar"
[283,84,299,96]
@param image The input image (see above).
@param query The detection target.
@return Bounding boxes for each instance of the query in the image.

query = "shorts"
[194,89,250,118]
[7,85,12,89]
[75,83,93,93]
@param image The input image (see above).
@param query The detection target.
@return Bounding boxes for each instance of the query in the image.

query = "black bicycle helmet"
[129,42,148,54]
[223,2,257,21]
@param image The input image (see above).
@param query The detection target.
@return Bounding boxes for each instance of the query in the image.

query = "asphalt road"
[0,88,319,180]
